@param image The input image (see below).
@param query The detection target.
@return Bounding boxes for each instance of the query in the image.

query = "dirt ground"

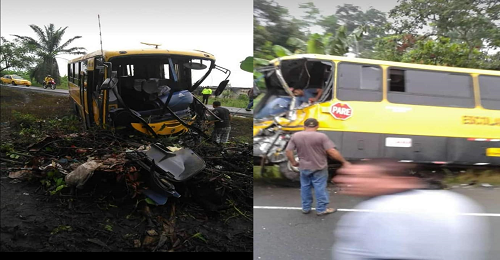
[0,86,253,253]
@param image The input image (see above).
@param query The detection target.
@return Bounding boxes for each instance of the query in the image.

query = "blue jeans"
[254,97,291,119]
[300,168,329,212]
[246,99,253,110]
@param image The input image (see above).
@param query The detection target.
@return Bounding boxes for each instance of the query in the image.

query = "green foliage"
[389,0,500,52]
[190,232,208,243]
[0,143,14,153]
[11,111,39,130]
[260,24,367,59]
[196,95,249,108]
[145,198,157,205]
[0,37,36,74]
[334,4,388,53]
[237,94,249,101]
[41,169,67,196]
[401,37,477,67]
[369,35,500,70]
[254,0,306,59]
[58,75,68,89]
[12,23,86,85]
[221,89,232,99]
[45,115,81,133]
[240,56,253,73]
[370,34,421,62]
[272,45,293,57]
[104,224,113,232]
[51,225,73,235]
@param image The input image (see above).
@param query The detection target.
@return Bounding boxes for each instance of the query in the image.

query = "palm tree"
[12,24,86,84]
[253,25,366,88]
[278,25,367,56]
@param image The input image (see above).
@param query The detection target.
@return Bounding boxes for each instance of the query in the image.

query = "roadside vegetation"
[0,86,253,252]
[194,91,251,108]
[1,69,69,89]
[254,0,500,70]
[443,168,500,186]
[253,0,500,90]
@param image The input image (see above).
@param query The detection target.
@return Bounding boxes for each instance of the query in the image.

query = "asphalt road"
[254,181,500,260]
[0,83,69,95]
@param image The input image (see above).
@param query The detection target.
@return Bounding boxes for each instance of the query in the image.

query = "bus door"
[77,61,91,129]
[87,57,106,127]
[79,59,98,128]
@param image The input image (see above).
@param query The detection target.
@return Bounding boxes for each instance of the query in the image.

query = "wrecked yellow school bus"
[68,47,229,137]
[68,47,231,204]
[253,54,500,181]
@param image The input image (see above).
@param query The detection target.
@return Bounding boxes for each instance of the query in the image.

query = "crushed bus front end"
[68,48,231,204]
[253,55,334,181]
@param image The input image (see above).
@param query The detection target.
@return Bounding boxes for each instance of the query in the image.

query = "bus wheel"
[279,161,300,182]
[73,103,80,117]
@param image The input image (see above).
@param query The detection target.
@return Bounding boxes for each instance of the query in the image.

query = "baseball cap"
[304,118,319,127]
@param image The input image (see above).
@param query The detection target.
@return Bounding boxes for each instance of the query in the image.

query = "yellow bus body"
[254,54,500,167]
[68,48,217,136]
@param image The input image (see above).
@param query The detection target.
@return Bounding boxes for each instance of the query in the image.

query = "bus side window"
[478,75,500,110]
[389,69,405,92]
[337,62,382,102]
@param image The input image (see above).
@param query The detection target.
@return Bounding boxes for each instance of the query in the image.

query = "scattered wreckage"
[39,46,232,204]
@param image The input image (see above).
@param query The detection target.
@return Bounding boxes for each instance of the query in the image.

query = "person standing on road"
[245,88,254,111]
[209,101,231,144]
[285,118,350,216]
[201,87,212,105]
[332,158,490,260]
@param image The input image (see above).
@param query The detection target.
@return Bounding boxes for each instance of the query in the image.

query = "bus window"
[81,61,88,89]
[389,69,405,92]
[337,63,382,101]
[163,64,170,79]
[478,75,500,110]
[68,64,72,82]
[127,65,134,76]
[70,63,75,83]
[388,68,474,108]
[75,62,81,85]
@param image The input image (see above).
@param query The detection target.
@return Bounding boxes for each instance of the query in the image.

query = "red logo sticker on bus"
[330,102,352,120]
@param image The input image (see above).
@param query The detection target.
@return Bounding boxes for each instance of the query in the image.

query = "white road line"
[254,206,500,217]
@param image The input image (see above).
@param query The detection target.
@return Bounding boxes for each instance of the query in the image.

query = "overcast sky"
[275,0,399,18]
[1,0,253,88]
[273,0,399,34]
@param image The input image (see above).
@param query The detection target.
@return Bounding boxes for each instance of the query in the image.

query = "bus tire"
[73,104,80,117]
[279,161,300,182]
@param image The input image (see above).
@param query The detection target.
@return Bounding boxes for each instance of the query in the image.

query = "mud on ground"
[0,86,253,253]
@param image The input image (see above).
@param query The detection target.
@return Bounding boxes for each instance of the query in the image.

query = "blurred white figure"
[332,159,490,260]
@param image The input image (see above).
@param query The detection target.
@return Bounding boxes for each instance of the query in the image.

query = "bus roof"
[69,48,216,63]
[270,54,500,76]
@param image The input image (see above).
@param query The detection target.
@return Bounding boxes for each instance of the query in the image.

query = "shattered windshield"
[254,58,334,120]
[111,56,214,91]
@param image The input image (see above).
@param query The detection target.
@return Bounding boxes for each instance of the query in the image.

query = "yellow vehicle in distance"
[0,74,31,86]
[253,54,500,181]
